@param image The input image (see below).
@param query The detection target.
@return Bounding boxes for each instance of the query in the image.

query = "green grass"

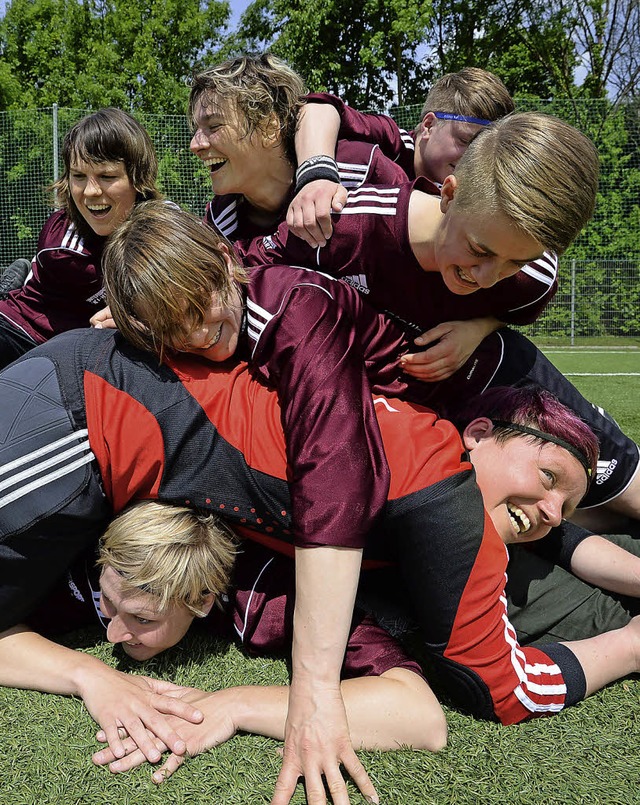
[1,347,640,805]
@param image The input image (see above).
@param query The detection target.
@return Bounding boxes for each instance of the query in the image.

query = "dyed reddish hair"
[456,385,599,479]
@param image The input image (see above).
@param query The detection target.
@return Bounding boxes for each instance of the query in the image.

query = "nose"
[470,258,503,288]
[190,128,208,153]
[538,493,563,530]
[184,325,211,350]
[83,176,102,197]
[106,615,133,645]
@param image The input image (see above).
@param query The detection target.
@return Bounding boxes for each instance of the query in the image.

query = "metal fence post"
[570,259,576,346]
[52,103,59,185]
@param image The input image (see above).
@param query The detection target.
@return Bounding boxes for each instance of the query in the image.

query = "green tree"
[232,0,432,108]
[0,0,230,113]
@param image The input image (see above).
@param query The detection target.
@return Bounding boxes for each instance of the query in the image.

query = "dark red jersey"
[305,92,417,179]
[204,139,407,241]
[237,178,558,331]
[0,210,106,343]
[1,329,586,725]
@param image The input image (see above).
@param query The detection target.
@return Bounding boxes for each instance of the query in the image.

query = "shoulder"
[37,210,99,259]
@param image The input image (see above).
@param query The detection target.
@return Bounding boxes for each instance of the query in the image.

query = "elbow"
[417,709,448,752]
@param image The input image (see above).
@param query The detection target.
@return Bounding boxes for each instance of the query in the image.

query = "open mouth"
[86,203,112,218]
[507,503,531,535]
[204,157,226,174]
[201,323,223,350]
[455,267,477,287]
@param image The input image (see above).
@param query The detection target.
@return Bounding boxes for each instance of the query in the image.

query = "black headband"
[491,420,593,481]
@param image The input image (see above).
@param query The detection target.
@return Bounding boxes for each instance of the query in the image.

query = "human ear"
[198,592,216,617]
[421,111,437,137]
[462,417,494,451]
[440,174,458,212]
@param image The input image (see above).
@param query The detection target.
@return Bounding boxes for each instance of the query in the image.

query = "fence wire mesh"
[1,99,638,341]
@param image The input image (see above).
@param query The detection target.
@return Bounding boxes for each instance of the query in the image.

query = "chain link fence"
[1,100,638,341]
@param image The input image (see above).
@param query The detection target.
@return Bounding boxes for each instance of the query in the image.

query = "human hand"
[271,680,378,805]
[400,320,488,382]
[286,181,348,248]
[79,669,203,764]
[90,305,116,329]
[92,687,238,783]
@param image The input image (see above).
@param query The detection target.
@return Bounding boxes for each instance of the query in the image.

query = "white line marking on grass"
[563,373,640,377]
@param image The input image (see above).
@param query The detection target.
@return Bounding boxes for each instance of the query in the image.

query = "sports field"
[539,345,640,442]
[1,347,639,805]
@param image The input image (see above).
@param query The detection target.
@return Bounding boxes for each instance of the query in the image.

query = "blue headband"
[433,111,492,126]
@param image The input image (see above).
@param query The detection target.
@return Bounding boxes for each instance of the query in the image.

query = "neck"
[243,150,295,219]
[407,189,443,271]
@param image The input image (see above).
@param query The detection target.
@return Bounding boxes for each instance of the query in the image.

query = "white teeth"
[507,503,531,533]
[201,324,222,350]
[86,204,110,211]
[457,267,476,284]
[204,157,226,168]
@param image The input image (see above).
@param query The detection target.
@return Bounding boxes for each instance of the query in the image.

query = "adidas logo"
[343,274,370,294]
[595,458,618,485]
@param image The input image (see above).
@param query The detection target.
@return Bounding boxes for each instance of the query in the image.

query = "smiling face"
[167,258,244,363]
[413,113,485,185]
[69,159,137,237]
[433,176,545,295]
[99,566,210,661]
[190,96,279,197]
[463,419,588,545]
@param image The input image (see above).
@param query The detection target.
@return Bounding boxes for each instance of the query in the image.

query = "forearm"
[292,545,362,689]
[0,624,114,697]
[295,102,341,164]
[569,535,640,596]
[214,668,445,751]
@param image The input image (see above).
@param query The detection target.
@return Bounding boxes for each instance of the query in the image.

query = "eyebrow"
[99,584,159,618]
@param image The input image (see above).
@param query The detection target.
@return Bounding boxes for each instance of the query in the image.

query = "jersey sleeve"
[0,353,110,631]
[247,277,390,549]
[305,93,415,175]
[496,252,559,325]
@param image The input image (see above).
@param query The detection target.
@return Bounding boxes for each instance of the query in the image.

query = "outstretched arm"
[0,625,203,762]
[569,534,640,596]
[93,667,446,782]
[273,544,376,805]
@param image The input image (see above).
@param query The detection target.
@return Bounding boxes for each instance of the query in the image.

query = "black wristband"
[294,155,340,194]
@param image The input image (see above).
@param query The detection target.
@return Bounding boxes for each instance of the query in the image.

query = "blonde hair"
[452,112,599,254]
[189,53,307,163]
[103,200,247,357]
[52,108,161,236]
[98,501,237,617]
[421,68,514,122]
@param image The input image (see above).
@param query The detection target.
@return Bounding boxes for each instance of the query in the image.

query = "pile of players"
[1,55,640,805]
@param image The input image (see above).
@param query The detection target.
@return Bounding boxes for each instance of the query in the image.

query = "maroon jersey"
[241,263,415,549]
[305,92,417,179]
[28,540,423,681]
[205,139,407,240]
[0,210,106,343]
[237,178,558,330]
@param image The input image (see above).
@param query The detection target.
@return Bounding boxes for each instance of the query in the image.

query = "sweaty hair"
[52,108,161,235]
[452,111,599,254]
[421,67,514,122]
[188,53,307,164]
[456,385,599,481]
[103,200,247,357]
[98,501,237,617]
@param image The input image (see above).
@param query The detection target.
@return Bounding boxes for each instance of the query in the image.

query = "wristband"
[294,155,340,194]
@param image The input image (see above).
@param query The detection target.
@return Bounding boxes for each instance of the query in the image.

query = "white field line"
[561,372,640,377]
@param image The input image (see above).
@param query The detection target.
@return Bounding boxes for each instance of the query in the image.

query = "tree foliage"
[230,0,432,108]
[0,0,230,113]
